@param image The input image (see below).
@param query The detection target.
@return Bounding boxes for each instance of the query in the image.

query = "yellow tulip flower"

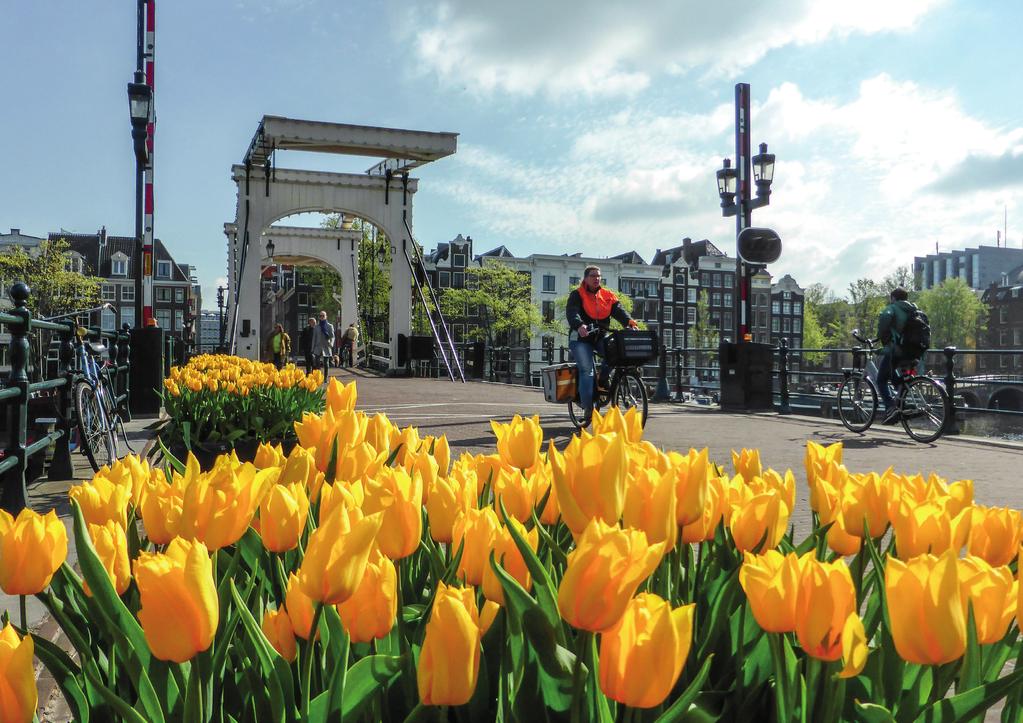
[337,549,397,643]
[739,550,808,633]
[284,573,318,641]
[138,469,184,546]
[326,378,358,414]
[362,466,422,560]
[728,486,790,553]
[0,508,68,595]
[958,556,1018,645]
[558,519,664,632]
[892,499,971,559]
[298,506,383,605]
[668,448,710,527]
[426,469,477,544]
[550,432,629,537]
[134,538,218,662]
[452,507,501,586]
[85,520,131,596]
[839,613,868,678]
[680,473,726,544]
[794,558,856,662]
[253,442,285,469]
[623,467,677,550]
[731,448,762,482]
[482,518,539,606]
[257,482,309,553]
[0,623,36,723]
[599,594,694,708]
[417,582,482,706]
[491,414,543,470]
[804,441,842,492]
[262,607,298,661]
[591,406,643,443]
[69,475,130,529]
[967,506,1023,567]
[885,551,966,665]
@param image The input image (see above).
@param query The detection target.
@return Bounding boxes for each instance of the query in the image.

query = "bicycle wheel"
[97,378,123,457]
[610,369,649,427]
[75,381,115,472]
[900,376,949,443]
[837,376,878,433]
[567,399,587,430]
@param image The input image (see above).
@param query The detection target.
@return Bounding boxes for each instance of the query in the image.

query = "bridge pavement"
[342,369,1023,530]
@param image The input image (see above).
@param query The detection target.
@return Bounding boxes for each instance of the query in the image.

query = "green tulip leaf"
[308,654,404,721]
[958,602,981,694]
[853,702,896,722]
[653,654,715,723]
[916,666,1023,722]
[29,630,90,722]
[228,580,292,723]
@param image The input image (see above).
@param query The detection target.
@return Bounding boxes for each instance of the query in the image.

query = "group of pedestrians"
[264,312,360,376]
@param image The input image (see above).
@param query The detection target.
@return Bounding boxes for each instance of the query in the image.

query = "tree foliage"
[0,239,100,319]
[916,277,987,349]
[438,262,541,345]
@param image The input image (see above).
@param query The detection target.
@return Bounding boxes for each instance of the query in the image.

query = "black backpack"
[898,307,930,358]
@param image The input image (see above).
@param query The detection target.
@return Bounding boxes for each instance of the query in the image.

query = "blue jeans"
[570,337,608,415]
[876,347,896,409]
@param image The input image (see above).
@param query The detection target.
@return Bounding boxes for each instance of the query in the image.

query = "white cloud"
[407,0,943,98]
[433,74,1023,294]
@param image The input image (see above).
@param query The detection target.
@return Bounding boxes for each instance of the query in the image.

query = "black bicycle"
[566,329,656,430]
[837,330,950,443]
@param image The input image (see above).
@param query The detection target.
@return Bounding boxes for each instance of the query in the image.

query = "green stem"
[395,561,415,709]
[570,631,592,723]
[302,602,325,718]
[768,634,790,723]
[19,595,26,631]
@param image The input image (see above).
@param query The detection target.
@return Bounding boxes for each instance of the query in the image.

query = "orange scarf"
[579,284,618,321]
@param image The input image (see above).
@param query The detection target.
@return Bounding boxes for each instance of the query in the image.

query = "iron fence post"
[524,348,531,386]
[48,321,76,482]
[119,325,132,422]
[943,346,960,435]
[489,347,495,382]
[778,338,791,414]
[2,284,31,513]
[654,344,670,401]
[559,346,565,363]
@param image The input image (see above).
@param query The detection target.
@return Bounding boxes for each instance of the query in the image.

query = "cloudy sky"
[3,1,1021,307]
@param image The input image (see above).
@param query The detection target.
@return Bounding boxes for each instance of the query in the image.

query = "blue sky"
[3,0,1021,309]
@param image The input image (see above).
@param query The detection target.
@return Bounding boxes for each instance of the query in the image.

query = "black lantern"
[716,158,738,211]
[266,238,275,259]
[127,71,152,164]
[752,142,776,199]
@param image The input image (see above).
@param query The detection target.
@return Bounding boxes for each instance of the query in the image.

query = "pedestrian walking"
[299,316,316,374]
[311,310,335,380]
[342,322,359,367]
[266,323,291,369]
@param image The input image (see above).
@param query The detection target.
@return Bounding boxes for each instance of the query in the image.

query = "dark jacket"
[877,300,916,348]
[565,287,633,343]
[299,326,315,356]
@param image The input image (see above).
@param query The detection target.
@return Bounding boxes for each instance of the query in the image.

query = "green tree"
[846,278,886,338]
[318,214,391,342]
[692,291,718,349]
[916,277,987,349]
[881,265,914,295]
[438,262,541,345]
[800,302,829,363]
[0,238,100,319]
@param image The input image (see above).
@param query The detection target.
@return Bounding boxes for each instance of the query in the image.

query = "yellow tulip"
[558,519,664,632]
[731,448,762,482]
[262,607,298,661]
[728,486,790,553]
[591,406,643,443]
[298,505,383,605]
[739,550,808,633]
[1018,545,1023,634]
[105,454,152,508]
[530,459,561,525]
[482,518,539,606]
[794,558,856,661]
[958,556,1018,645]
[967,506,1023,567]
[295,410,330,452]
[362,466,422,560]
[364,412,399,456]
[550,433,628,536]
[599,594,694,708]
[668,448,710,527]
[69,475,130,528]
[175,462,275,551]
[433,434,451,478]
[451,507,501,586]
[0,623,36,723]
[85,521,131,596]
[839,613,868,678]
[623,467,677,550]
[825,513,864,557]
[891,499,971,559]
[418,582,482,706]
[134,538,218,662]
[253,442,285,469]
[885,551,966,664]
[138,469,183,545]
[840,472,890,539]
[337,550,397,643]
[326,377,357,414]
[257,482,309,553]
[475,453,505,495]
[426,469,477,544]
[492,466,541,524]
[491,414,543,470]
[285,573,318,641]
[0,508,68,595]
[804,441,842,492]
[334,442,382,489]
[393,425,422,468]
[680,473,726,544]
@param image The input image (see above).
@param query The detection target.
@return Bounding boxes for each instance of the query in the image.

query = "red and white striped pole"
[142,0,155,324]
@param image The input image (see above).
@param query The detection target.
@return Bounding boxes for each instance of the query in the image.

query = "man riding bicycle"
[567,265,638,427]
[876,287,918,424]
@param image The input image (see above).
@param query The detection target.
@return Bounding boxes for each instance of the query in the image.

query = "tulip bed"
[1,378,1022,722]
[160,354,325,456]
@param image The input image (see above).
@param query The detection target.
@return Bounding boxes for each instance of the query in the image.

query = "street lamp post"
[217,285,226,351]
[127,72,151,329]
[717,83,775,343]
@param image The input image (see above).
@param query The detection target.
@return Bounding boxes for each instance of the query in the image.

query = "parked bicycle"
[836,330,950,443]
[45,304,131,471]
[541,329,657,431]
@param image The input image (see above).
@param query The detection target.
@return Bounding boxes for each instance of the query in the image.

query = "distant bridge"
[955,375,1023,411]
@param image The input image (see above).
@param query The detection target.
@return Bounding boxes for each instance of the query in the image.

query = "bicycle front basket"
[604,329,659,367]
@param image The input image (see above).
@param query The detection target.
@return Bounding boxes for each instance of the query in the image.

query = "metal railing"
[0,284,132,513]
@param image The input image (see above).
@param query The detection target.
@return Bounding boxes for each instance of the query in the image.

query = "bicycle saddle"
[88,342,108,356]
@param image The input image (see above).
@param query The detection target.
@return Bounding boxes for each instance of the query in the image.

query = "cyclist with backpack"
[876,287,929,423]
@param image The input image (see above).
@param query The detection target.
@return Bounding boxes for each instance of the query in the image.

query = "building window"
[783,291,791,299]
[175,288,184,303]
[663,306,673,323]
[542,275,556,293]
[453,272,464,289]
[793,301,802,315]
[711,292,721,307]
[723,292,732,307]
[120,307,135,329]
[101,284,116,301]
[783,302,792,315]
[174,310,184,331]
[645,281,656,297]
[121,285,135,301]
[439,271,450,287]
[772,318,780,332]
[1000,329,1009,345]
[101,308,116,331]
[687,308,696,325]
[67,255,85,274]
[569,276,580,286]
[723,312,732,331]
[1015,329,1022,346]
[664,287,673,303]
[453,253,466,268]
[156,287,171,302]
[794,319,802,333]
[297,292,308,307]
[675,273,686,285]
[542,301,554,324]
[772,301,780,314]
[156,309,171,329]
[542,336,554,364]
[112,258,127,276]
[712,273,722,287]
[156,260,171,279]
[688,288,697,303]
[466,304,478,318]
[783,317,791,332]
[451,324,463,342]
[999,307,1009,323]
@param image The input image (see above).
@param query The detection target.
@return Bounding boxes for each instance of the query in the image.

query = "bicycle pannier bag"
[898,308,930,359]
[541,363,578,403]
[604,330,659,367]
